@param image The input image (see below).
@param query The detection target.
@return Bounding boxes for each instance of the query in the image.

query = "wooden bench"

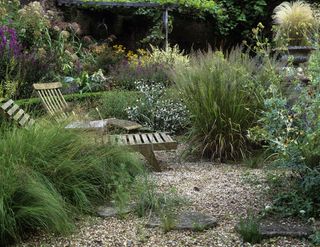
[109,132,177,171]
[32,83,177,171]
[0,99,35,127]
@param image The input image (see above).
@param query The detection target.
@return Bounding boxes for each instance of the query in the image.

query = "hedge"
[12,90,140,117]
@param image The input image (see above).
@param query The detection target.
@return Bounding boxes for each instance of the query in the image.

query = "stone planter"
[279,46,316,66]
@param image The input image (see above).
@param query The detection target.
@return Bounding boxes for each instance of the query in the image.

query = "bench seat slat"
[7,104,19,116]
[19,114,30,126]
[153,133,164,143]
[13,109,25,121]
[107,132,177,172]
[146,133,156,143]
[134,134,142,144]
[128,134,135,145]
[1,99,14,111]
[160,132,173,142]
[1,99,35,128]
[141,134,150,144]
[28,119,35,126]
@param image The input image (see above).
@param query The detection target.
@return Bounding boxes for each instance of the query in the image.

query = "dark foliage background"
[57,0,320,50]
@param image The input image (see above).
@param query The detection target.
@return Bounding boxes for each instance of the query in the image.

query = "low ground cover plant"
[237,212,262,244]
[130,178,184,233]
[0,121,144,245]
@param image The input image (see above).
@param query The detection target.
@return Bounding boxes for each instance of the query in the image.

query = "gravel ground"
[17,149,311,247]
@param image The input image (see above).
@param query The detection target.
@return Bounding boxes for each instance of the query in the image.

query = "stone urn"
[279,46,316,66]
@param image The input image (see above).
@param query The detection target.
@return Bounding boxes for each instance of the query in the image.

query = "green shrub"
[0,122,144,245]
[146,45,189,71]
[173,48,274,161]
[15,2,50,48]
[310,231,320,245]
[248,51,320,218]
[93,90,140,120]
[0,0,20,26]
[237,212,262,244]
[243,150,270,169]
[109,62,169,90]
[266,169,320,218]
[87,43,125,74]
[126,80,189,133]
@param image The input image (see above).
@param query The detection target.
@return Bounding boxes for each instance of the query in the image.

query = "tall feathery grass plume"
[272,1,316,46]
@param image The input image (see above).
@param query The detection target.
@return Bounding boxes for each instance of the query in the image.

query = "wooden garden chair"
[32,82,142,131]
[32,82,177,171]
[0,99,35,127]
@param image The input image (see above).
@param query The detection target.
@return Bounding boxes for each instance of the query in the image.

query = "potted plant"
[272,1,318,65]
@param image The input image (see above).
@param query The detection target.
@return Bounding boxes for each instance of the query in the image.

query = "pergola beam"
[57,0,176,8]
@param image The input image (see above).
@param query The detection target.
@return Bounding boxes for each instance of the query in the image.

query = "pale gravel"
[17,150,311,247]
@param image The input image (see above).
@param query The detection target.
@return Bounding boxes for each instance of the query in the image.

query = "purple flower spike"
[0,25,21,58]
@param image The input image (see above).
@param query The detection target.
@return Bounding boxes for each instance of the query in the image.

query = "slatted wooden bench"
[0,99,35,127]
[109,132,177,171]
[32,83,177,171]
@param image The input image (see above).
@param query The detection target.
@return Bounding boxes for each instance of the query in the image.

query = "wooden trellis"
[57,0,177,49]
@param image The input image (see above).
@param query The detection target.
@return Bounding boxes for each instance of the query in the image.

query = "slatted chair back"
[33,82,69,120]
[32,82,143,132]
[1,99,35,127]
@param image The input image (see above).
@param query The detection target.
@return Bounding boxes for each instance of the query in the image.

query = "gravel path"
[18,153,311,247]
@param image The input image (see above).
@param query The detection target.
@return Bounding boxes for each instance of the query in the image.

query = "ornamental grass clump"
[272,1,317,46]
[0,121,144,245]
[173,48,274,161]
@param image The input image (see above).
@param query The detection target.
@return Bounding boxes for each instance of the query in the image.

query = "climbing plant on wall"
[80,0,220,15]
[216,0,268,36]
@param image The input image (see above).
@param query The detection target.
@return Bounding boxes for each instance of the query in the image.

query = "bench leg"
[139,147,162,172]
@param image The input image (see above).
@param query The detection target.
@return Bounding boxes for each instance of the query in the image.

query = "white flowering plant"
[126,80,189,133]
[0,0,20,25]
[16,1,50,48]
